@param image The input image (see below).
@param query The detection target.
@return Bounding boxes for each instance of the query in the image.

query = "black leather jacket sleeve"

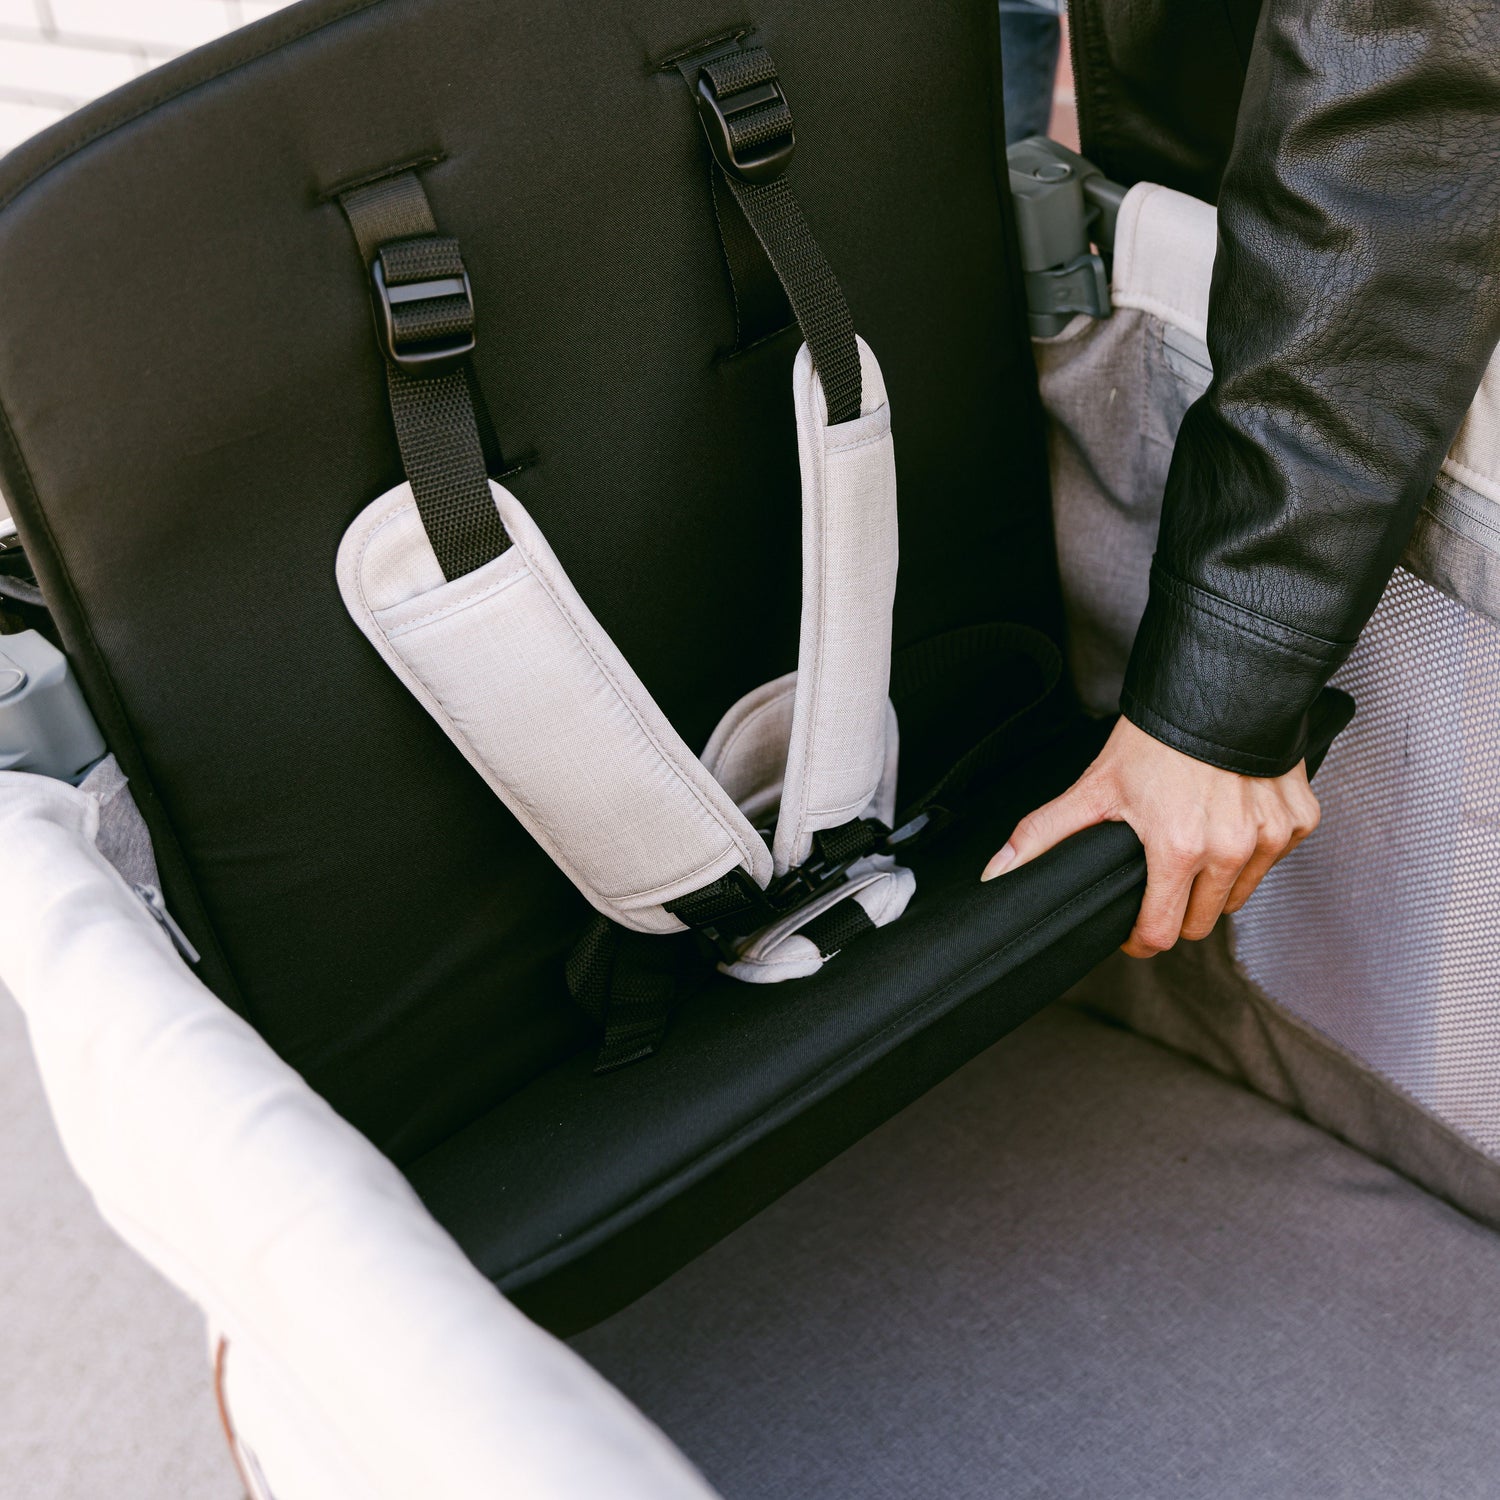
[1118,0,1500,776]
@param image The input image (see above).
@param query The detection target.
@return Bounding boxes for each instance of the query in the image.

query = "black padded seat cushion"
[413,694,1350,1332]
[0,0,1353,1336]
[577,1003,1500,1500]
[0,0,1058,1167]
[410,719,1146,1333]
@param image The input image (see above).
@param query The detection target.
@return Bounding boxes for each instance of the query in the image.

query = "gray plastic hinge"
[0,630,106,781]
[1023,254,1112,330]
[1007,135,1127,337]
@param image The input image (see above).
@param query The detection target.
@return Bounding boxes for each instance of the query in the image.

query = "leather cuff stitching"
[1150,565,1351,664]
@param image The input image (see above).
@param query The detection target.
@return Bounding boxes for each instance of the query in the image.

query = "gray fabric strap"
[339,171,509,581]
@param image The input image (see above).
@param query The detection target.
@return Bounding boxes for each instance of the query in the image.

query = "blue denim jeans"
[999,0,1064,144]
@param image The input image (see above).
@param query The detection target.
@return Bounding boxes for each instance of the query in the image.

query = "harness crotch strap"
[334,44,904,1066]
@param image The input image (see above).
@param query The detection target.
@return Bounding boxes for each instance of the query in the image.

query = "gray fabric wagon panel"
[1041,186,1500,1173]
[1236,567,1500,1155]
[576,1005,1500,1500]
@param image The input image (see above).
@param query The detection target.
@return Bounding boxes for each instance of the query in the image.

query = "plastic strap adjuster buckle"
[371,236,476,375]
[766,818,887,910]
[695,50,796,184]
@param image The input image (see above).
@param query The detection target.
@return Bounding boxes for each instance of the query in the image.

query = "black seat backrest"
[0,0,1058,1161]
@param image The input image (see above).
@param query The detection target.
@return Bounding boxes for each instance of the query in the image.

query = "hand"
[981,717,1321,957]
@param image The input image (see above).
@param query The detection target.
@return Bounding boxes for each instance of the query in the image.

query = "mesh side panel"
[1235,567,1500,1152]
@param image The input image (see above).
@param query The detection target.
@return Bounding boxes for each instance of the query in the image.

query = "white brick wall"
[0,0,300,151]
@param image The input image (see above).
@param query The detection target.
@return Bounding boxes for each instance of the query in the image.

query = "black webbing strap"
[800,897,875,959]
[810,818,882,868]
[674,42,862,423]
[706,168,793,350]
[565,915,700,1073]
[339,171,509,581]
[663,814,883,946]
[664,866,767,934]
[888,623,1065,838]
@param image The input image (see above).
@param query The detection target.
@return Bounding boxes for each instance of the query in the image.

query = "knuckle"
[1204,826,1254,867]
[1258,818,1293,855]
[1216,833,1258,867]
[1135,921,1178,954]
[1158,836,1200,872]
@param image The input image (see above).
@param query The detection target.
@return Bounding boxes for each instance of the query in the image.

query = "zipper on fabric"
[1065,3,1091,159]
[133,883,201,964]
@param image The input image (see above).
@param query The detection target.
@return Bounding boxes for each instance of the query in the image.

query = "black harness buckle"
[667,819,888,963]
[371,241,476,375]
[695,65,796,184]
[767,843,859,911]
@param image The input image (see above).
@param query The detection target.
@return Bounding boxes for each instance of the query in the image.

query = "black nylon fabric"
[415,689,1350,1335]
[378,234,464,284]
[722,176,861,426]
[565,916,695,1073]
[705,166,792,350]
[810,819,881,868]
[800,897,874,958]
[413,719,1140,1332]
[337,167,438,255]
[701,47,778,94]
[0,0,1055,1169]
[382,364,508,579]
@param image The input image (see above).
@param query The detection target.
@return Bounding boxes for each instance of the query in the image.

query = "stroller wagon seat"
[27,1,1500,1496]
[0,0,1182,1335]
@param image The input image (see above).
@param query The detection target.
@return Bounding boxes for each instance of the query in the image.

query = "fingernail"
[981,843,1017,882]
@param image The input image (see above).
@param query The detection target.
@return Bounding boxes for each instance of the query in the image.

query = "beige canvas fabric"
[774,338,898,873]
[338,480,770,934]
[0,770,719,1500]
[338,338,902,963]
[705,677,912,982]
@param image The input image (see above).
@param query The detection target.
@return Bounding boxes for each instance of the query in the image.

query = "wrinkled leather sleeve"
[1120,0,1500,776]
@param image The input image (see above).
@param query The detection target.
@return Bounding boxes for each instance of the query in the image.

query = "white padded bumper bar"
[0,770,718,1500]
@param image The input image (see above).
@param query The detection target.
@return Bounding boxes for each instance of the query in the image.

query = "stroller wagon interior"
[2,1,1500,1496]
